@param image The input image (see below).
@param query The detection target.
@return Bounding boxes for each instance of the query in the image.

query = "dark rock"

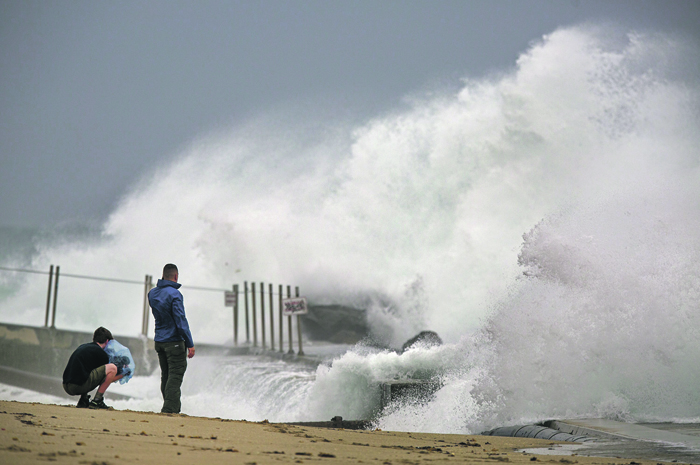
[400,331,442,353]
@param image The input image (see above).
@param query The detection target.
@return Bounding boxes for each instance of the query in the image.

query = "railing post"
[50,265,60,328]
[269,283,274,351]
[287,285,294,354]
[296,286,304,356]
[260,282,265,349]
[278,284,283,353]
[147,275,153,334]
[244,281,250,343]
[252,282,257,347]
[233,284,239,347]
[44,265,54,327]
[142,274,150,337]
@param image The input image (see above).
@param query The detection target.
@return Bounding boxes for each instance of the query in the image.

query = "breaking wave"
[2,25,700,431]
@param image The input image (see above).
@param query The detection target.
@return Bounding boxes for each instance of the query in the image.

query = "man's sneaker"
[76,394,90,408]
[88,398,111,410]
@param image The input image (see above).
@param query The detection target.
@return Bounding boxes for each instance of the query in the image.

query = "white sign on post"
[282,297,308,315]
[224,291,237,307]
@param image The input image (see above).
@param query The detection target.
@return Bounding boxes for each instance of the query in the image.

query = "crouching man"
[62,327,124,409]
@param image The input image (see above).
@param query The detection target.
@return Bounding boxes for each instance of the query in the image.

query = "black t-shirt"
[62,342,109,385]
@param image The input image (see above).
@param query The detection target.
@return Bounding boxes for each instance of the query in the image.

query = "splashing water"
[2,25,700,432]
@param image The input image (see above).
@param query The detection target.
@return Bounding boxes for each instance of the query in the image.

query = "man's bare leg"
[90,364,125,409]
[97,363,125,393]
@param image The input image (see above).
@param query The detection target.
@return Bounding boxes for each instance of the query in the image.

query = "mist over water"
[2,25,700,432]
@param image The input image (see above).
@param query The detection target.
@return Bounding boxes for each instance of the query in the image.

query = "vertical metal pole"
[145,275,153,336]
[296,286,304,356]
[50,266,60,328]
[260,282,265,349]
[252,282,257,347]
[233,284,239,347]
[142,274,150,337]
[269,283,275,351]
[287,285,294,354]
[278,284,283,353]
[44,265,54,327]
[244,281,250,343]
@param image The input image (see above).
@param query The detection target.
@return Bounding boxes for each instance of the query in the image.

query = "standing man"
[62,327,124,409]
[148,263,195,414]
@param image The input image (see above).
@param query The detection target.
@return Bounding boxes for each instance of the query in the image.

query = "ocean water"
[1,25,700,437]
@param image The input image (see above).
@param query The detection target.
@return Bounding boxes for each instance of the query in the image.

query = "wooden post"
[259,282,266,348]
[278,284,283,353]
[296,286,304,356]
[50,266,60,328]
[233,284,239,346]
[252,282,257,347]
[287,285,294,354]
[269,283,275,351]
[244,281,250,343]
[44,265,54,327]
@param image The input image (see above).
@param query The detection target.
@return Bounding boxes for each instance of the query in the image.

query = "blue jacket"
[148,279,194,348]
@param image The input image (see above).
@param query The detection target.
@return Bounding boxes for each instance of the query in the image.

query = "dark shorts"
[63,365,107,396]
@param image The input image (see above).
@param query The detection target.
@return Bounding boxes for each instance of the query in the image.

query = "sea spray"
[375,192,700,432]
[479,193,700,423]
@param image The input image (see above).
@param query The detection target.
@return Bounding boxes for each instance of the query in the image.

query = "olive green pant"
[154,340,188,413]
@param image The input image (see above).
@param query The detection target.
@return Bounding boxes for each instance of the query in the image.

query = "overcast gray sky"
[1,0,699,228]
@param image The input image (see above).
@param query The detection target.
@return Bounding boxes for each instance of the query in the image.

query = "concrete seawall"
[0,322,163,399]
[0,322,160,379]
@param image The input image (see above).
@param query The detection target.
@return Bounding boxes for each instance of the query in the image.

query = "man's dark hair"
[163,263,178,280]
[93,327,113,344]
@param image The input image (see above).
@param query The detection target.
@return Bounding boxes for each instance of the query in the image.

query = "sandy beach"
[0,400,667,465]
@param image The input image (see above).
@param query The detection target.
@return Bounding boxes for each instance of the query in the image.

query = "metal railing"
[0,265,306,354]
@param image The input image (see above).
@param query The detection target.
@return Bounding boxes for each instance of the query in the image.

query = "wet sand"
[0,400,666,464]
